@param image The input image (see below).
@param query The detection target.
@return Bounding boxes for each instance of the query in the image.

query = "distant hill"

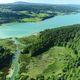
[12,1,51,5]
[13,1,30,4]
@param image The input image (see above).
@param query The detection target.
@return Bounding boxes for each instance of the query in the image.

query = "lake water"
[0,13,80,38]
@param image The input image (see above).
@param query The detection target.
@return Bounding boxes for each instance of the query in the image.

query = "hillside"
[13,24,80,80]
[0,24,80,79]
[0,3,79,24]
[0,38,16,80]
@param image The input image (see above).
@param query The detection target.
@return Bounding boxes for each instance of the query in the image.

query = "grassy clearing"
[0,38,16,52]
[21,17,42,22]
[20,12,54,22]
[19,46,75,79]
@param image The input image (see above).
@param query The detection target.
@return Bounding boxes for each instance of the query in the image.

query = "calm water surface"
[0,13,80,38]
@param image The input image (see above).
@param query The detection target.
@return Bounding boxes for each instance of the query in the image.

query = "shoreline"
[0,12,78,26]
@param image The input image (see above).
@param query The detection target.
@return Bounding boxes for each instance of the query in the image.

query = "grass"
[37,13,49,17]
[19,46,76,79]
[21,17,42,22]
[0,38,16,52]
[20,12,52,22]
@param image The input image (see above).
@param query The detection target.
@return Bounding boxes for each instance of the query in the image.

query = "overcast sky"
[0,0,80,4]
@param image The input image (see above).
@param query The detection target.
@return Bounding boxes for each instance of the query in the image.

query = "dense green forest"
[14,24,80,80]
[0,2,80,24]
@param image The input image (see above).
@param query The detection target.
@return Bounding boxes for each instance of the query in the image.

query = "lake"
[0,13,80,38]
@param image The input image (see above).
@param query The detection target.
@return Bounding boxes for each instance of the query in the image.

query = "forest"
[13,24,80,80]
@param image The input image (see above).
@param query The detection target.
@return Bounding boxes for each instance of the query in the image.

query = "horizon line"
[0,1,80,5]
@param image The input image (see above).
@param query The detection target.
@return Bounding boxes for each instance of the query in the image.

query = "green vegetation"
[0,38,16,79]
[16,24,80,80]
[0,2,80,80]
[0,3,79,24]
[0,4,57,24]
[0,46,13,69]
[21,18,42,22]
[0,24,80,79]
[0,38,16,52]
[0,46,13,79]
[19,24,80,56]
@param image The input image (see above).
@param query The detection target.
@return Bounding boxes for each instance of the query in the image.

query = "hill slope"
[15,24,80,80]
[0,3,79,24]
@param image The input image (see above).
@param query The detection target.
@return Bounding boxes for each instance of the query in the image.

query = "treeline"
[22,24,80,56]
[0,4,78,13]
[0,11,33,24]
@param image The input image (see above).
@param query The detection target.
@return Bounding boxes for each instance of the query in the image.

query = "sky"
[0,0,80,4]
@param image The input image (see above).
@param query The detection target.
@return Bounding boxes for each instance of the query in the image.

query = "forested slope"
[16,24,80,80]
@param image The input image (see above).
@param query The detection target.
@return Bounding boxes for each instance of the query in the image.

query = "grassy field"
[18,46,76,79]
[21,17,42,22]
[0,38,16,52]
[20,12,54,22]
